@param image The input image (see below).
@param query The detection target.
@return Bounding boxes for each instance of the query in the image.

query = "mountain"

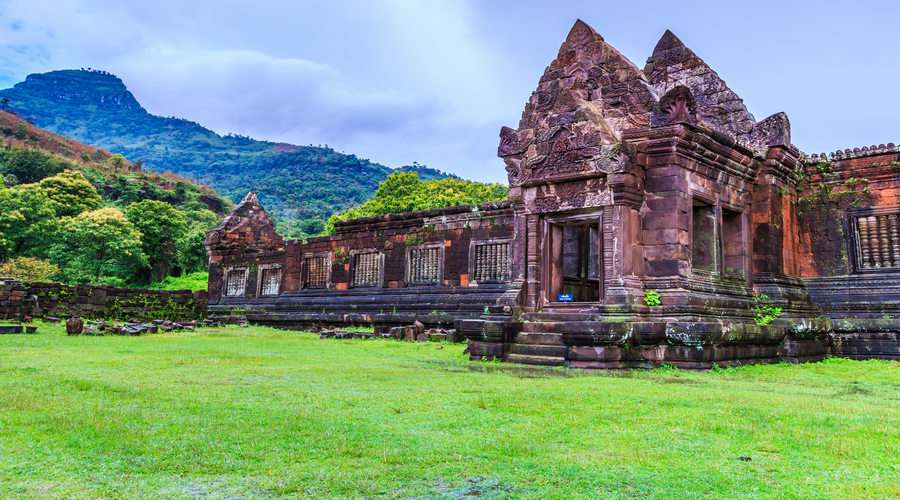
[0,69,457,228]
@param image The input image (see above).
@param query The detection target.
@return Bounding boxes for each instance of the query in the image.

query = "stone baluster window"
[352,251,381,286]
[408,246,442,284]
[473,241,511,282]
[259,266,282,296]
[857,214,900,269]
[304,256,328,288]
[225,268,246,297]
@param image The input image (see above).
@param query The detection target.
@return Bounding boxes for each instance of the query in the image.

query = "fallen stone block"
[445,329,465,343]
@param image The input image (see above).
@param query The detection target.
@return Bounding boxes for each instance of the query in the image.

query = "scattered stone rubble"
[62,317,224,336]
[318,320,465,343]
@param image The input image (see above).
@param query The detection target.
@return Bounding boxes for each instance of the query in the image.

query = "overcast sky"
[1,0,898,183]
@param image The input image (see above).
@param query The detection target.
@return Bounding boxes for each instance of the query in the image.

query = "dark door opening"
[548,219,601,304]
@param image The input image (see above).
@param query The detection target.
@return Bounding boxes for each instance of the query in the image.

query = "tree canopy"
[39,170,103,218]
[0,182,57,260]
[52,207,146,284]
[322,172,508,235]
[125,200,188,282]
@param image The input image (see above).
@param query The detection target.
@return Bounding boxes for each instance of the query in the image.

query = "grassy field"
[0,323,898,499]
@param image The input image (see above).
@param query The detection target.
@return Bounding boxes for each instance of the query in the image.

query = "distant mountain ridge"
[0,69,457,225]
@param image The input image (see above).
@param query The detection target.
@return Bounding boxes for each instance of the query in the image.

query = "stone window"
[407,244,443,284]
[691,200,717,272]
[225,268,247,297]
[303,254,329,288]
[471,240,511,283]
[259,265,282,296]
[856,214,900,269]
[352,251,382,287]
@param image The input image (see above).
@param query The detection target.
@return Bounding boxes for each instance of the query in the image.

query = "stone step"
[514,332,564,345]
[521,312,601,322]
[509,343,568,357]
[521,321,565,333]
[506,353,567,367]
[521,321,632,334]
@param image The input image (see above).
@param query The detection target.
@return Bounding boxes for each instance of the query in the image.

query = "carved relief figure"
[651,86,697,127]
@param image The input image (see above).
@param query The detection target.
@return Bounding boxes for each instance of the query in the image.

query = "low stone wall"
[0,279,208,322]
[829,319,900,361]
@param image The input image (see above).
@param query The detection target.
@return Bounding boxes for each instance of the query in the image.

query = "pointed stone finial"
[241,191,259,204]
[565,19,603,48]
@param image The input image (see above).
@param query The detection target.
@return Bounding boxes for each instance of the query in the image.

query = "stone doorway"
[542,212,603,307]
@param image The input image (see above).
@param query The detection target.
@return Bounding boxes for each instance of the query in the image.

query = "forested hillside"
[0,110,231,287]
[0,69,457,237]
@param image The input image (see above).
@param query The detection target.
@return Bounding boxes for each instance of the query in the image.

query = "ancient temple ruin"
[206,20,900,368]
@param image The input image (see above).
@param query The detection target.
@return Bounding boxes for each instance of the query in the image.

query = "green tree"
[299,219,325,235]
[52,207,146,284]
[322,172,508,235]
[0,256,60,282]
[108,153,126,173]
[125,200,187,282]
[0,98,10,111]
[38,170,103,218]
[0,183,57,260]
[5,148,61,184]
[13,123,27,140]
[177,229,209,274]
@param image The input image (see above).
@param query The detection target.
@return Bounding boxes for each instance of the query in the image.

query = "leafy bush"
[644,291,661,307]
[0,256,60,282]
[753,294,782,325]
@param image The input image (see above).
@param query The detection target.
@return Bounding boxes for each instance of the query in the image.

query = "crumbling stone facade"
[206,21,900,368]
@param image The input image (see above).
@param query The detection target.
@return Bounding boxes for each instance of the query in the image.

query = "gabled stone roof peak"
[644,29,757,142]
[650,30,689,57]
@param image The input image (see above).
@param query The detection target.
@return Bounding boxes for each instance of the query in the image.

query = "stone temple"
[205,20,900,368]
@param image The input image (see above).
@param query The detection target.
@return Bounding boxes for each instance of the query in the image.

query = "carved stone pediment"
[497,19,657,188]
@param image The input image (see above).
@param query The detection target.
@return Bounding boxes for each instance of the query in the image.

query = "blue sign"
[558,294,574,302]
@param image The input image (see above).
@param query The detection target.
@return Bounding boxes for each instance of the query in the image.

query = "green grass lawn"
[1,324,898,499]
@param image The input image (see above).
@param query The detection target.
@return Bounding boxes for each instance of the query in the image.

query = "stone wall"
[798,146,900,317]
[0,279,207,321]
[205,195,518,331]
